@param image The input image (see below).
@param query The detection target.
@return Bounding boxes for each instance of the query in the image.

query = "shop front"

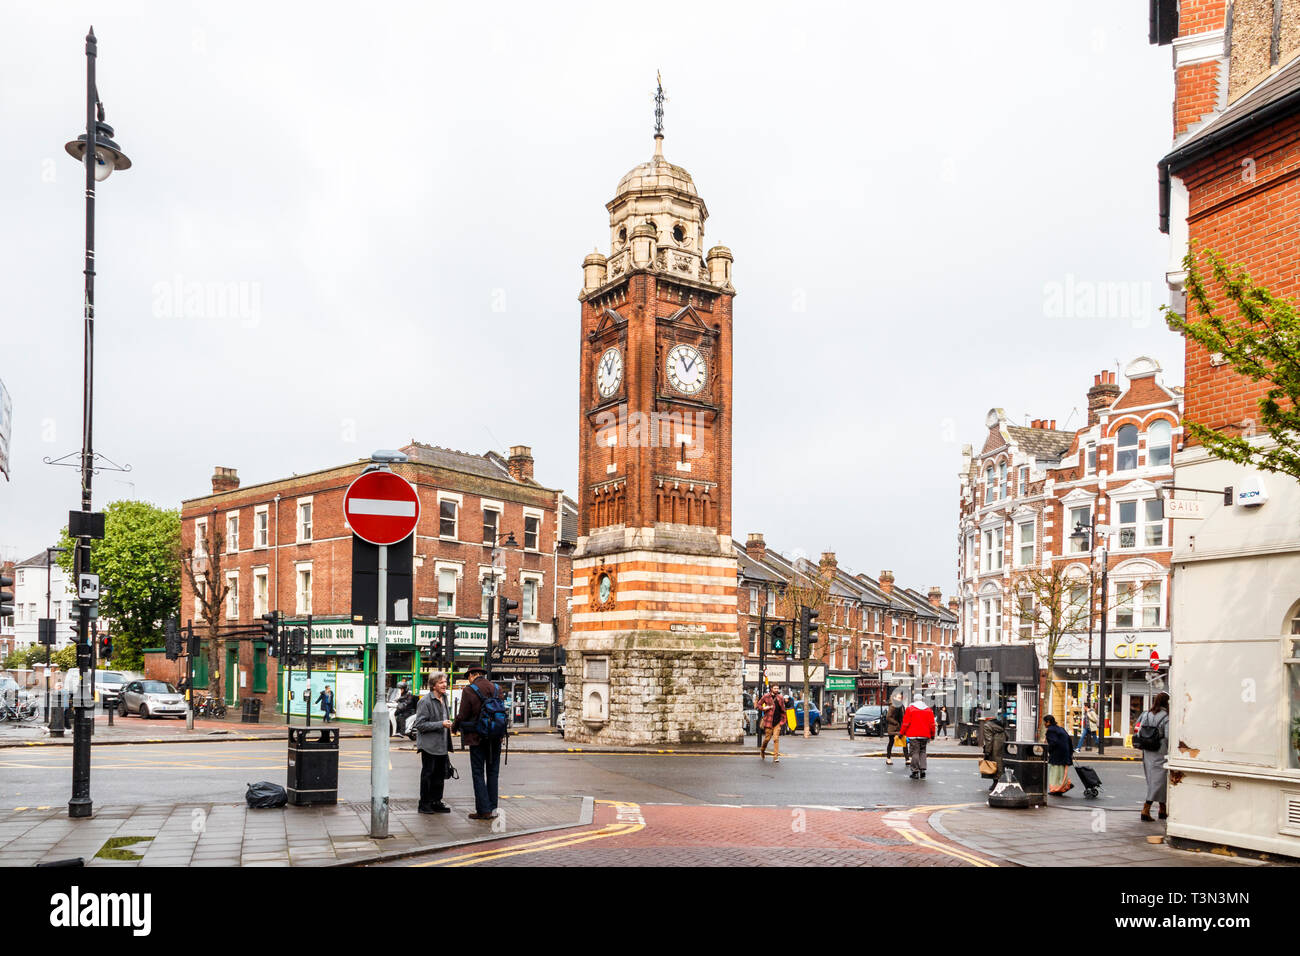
[1049,629,1171,742]
[955,644,1040,743]
[744,660,826,706]
[277,617,491,723]
[856,669,885,707]
[490,644,564,729]
[824,673,857,722]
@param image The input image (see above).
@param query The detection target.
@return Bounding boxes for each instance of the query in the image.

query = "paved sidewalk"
[0,794,592,867]
[928,802,1281,867]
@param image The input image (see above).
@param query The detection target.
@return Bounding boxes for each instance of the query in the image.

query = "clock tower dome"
[565,91,741,746]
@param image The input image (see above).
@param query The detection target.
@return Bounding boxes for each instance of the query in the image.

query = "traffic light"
[186,624,200,658]
[98,634,113,659]
[769,623,787,655]
[799,605,819,659]
[428,623,444,666]
[260,611,281,657]
[498,594,519,652]
[165,619,181,660]
[289,627,305,659]
[0,574,13,620]
[446,622,457,665]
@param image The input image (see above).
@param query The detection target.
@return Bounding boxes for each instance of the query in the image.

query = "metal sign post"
[371,544,389,838]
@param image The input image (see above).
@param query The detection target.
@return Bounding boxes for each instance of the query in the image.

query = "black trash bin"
[1002,740,1049,806]
[241,698,261,724]
[286,726,339,806]
[49,704,65,738]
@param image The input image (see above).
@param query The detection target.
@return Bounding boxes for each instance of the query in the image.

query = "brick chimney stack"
[507,445,534,482]
[879,570,895,597]
[928,586,943,607]
[819,551,838,574]
[211,467,240,494]
[1087,371,1121,426]
[745,532,767,564]
[948,597,959,614]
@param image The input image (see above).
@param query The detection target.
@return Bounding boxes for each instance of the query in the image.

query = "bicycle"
[193,696,227,719]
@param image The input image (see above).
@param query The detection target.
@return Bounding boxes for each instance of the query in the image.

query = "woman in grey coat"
[1137,692,1170,822]
[412,673,453,814]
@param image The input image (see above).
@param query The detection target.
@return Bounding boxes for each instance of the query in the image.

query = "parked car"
[93,670,133,706]
[117,680,186,719]
[788,700,821,735]
[849,705,888,737]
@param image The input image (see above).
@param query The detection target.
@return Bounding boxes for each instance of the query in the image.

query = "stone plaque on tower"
[565,82,741,745]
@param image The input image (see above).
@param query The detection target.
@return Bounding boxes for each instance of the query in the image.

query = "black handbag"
[444,729,458,779]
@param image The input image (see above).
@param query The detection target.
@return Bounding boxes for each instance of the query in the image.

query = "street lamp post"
[1073,522,1111,757]
[63,26,131,819]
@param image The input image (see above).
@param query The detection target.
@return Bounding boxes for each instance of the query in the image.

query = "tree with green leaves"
[56,501,181,672]
[1164,247,1300,478]
[777,563,832,738]
[1015,563,1091,734]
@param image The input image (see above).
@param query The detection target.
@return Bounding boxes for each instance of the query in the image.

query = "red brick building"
[1151,0,1300,857]
[736,533,957,720]
[958,360,1182,740]
[163,443,576,726]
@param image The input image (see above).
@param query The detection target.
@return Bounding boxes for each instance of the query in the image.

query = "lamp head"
[65,121,131,180]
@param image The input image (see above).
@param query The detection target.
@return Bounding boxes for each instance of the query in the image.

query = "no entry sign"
[343,469,420,546]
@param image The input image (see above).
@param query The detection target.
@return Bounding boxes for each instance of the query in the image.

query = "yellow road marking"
[880,804,995,867]
[413,823,639,867]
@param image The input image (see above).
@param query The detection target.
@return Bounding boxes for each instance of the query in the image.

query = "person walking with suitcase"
[1044,714,1075,794]
[453,663,508,821]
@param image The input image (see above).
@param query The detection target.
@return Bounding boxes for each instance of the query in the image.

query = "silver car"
[118,680,186,719]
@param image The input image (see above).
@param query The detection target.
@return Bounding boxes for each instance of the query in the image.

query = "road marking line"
[414,823,640,867]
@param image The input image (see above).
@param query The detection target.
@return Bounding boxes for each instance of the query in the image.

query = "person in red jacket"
[898,694,936,779]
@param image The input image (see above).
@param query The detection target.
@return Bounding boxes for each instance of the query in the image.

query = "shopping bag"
[786,708,796,730]
[893,734,906,749]
[978,759,999,777]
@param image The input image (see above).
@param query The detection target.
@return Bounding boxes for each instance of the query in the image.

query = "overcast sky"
[1,1,1178,592]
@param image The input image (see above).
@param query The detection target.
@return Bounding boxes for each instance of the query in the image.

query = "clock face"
[596,347,623,398]
[666,344,706,395]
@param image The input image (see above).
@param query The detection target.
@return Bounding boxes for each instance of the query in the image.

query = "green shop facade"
[277,617,491,723]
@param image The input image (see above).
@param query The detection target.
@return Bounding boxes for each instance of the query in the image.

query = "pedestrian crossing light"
[165,618,181,660]
[800,605,819,659]
[0,574,13,620]
[428,623,445,666]
[498,594,520,651]
[769,624,787,655]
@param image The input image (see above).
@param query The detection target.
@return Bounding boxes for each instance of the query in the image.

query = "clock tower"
[565,94,741,745]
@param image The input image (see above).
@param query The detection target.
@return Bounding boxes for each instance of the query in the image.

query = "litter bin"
[49,704,65,738]
[1002,740,1048,806]
[286,726,339,806]
[241,698,261,724]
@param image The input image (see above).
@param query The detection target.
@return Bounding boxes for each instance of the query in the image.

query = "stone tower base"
[563,631,743,746]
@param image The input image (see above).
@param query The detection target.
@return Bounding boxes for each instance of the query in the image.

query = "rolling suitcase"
[1075,764,1102,798]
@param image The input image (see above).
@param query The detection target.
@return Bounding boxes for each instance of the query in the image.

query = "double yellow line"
[415,821,644,867]
[885,804,997,868]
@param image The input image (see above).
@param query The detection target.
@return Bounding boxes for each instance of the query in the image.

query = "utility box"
[1001,740,1048,807]
[286,726,339,806]
[241,698,261,724]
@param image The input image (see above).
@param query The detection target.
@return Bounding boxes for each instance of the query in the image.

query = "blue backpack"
[469,681,509,740]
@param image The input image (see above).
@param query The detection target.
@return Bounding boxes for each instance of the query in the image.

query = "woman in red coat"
[898,695,937,779]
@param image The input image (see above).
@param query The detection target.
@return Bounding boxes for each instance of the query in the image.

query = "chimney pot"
[880,570,895,597]
[507,445,535,482]
[927,586,942,607]
[745,532,767,563]
[211,467,240,494]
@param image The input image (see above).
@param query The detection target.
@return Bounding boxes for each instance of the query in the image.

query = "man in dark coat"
[411,672,453,814]
[453,664,505,820]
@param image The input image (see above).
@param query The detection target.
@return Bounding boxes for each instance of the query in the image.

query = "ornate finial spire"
[654,70,664,143]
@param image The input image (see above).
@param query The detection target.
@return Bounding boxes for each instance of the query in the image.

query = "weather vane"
[654,70,664,138]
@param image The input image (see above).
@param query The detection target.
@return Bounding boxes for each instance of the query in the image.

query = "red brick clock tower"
[564,102,741,745]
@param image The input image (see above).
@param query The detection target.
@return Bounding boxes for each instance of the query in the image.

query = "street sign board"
[78,573,100,601]
[343,470,420,546]
[1165,498,1203,519]
[876,655,889,670]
